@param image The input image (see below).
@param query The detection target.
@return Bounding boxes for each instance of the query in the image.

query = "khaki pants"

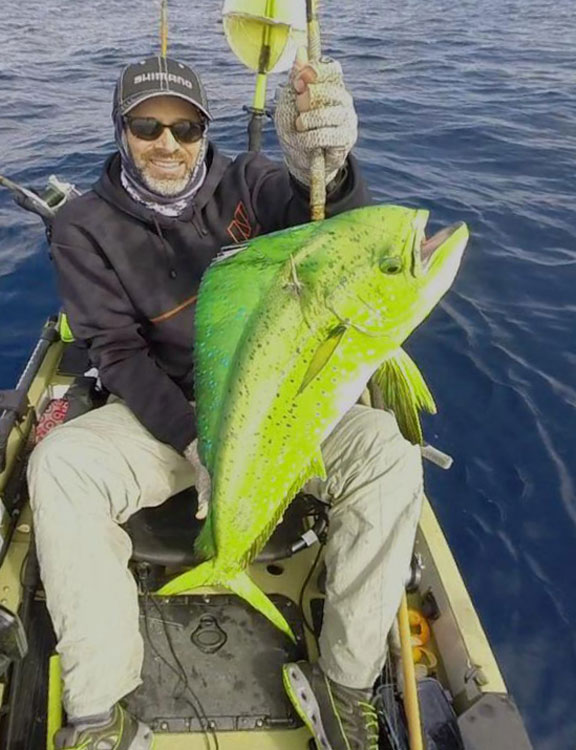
[28,401,423,718]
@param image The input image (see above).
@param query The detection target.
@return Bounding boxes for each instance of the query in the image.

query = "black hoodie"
[50,144,370,453]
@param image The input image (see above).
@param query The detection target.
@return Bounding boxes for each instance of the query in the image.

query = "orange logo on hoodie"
[227,202,253,243]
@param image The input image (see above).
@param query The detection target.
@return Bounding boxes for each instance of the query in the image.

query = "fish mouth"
[414,218,467,275]
[421,223,465,263]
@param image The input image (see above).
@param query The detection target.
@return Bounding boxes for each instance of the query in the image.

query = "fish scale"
[158,205,469,641]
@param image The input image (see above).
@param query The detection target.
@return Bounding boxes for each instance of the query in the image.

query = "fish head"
[328,205,469,345]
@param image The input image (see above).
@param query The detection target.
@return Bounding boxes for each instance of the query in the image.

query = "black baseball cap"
[115,55,212,120]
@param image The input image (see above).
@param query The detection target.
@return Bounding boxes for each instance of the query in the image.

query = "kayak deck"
[0,327,533,749]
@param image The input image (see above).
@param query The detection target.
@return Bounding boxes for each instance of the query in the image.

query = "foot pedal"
[283,664,333,750]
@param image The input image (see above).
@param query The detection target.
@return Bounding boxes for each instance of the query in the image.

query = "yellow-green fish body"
[159,205,469,639]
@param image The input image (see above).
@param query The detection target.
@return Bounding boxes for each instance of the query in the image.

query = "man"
[28,52,423,750]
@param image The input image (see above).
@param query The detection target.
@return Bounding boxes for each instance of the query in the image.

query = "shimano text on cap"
[118,56,211,120]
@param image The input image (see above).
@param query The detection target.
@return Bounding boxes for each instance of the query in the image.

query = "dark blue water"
[1,2,575,747]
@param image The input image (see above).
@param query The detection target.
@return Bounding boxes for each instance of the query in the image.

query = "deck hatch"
[126,593,306,733]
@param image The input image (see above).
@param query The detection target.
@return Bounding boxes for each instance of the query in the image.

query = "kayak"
[0,200,533,748]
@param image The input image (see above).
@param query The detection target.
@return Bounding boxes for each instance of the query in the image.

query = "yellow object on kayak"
[57,312,74,343]
[412,646,438,673]
[409,608,431,647]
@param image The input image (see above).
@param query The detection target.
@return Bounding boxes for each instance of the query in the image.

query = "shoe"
[54,704,153,750]
[283,661,379,750]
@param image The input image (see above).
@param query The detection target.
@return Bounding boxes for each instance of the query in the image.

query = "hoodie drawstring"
[192,212,208,238]
[153,216,178,279]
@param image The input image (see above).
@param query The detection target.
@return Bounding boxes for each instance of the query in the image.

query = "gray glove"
[184,439,211,520]
[274,48,358,186]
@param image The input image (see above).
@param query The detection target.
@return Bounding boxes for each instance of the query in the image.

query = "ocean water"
[0,1,575,748]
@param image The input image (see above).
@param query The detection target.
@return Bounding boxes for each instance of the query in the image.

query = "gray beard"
[139,166,193,197]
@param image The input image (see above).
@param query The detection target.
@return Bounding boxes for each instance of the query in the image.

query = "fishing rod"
[398,593,424,750]
[160,0,168,57]
[299,0,423,740]
[303,3,425,744]
[305,0,326,222]
[306,3,423,738]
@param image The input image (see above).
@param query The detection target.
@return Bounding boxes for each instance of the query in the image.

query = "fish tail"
[156,561,215,596]
[157,564,296,643]
[226,571,296,643]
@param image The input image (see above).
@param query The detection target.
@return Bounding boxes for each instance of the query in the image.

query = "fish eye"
[380,257,403,275]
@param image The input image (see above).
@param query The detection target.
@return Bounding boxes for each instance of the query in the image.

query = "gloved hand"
[184,439,211,520]
[274,46,358,187]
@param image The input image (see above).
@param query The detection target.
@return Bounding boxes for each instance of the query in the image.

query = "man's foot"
[283,661,379,750]
[54,704,153,750]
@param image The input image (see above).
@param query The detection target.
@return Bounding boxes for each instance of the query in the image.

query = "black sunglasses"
[124,116,206,144]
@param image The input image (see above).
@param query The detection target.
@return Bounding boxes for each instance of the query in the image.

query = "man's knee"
[352,407,419,463]
[29,425,83,476]
[27,424,112,511]
[336,407,423,503]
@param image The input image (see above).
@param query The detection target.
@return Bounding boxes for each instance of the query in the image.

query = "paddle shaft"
[248,0,276,151]
[398,592,424,750]
[255,0,276,108]
[306,0,326,221]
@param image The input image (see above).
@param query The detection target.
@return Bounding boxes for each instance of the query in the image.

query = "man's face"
[126,95,205,197]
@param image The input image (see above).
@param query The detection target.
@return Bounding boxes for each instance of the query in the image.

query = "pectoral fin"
[372,348,436,445]
[298,325,348,394]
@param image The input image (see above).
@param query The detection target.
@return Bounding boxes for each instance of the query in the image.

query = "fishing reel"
[0,173,81,227]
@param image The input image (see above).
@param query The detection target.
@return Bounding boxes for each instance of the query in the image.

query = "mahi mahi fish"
[158,205,469,639]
